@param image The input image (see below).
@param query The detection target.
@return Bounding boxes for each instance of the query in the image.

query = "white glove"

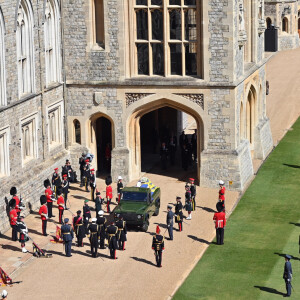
[86,217,88,221]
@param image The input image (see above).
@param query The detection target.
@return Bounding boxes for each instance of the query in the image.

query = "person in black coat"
[117,176,124,204]
[166,205,174,240]
[152,225,165,267]
[87,218,99,258]
[89,169,96,201]
[95,191,104,216]
[175,197,183,232]
[73,210,86,247]
[52,168,62,198]
[61,218,74,257]
[106,222,119,259]
[62,174,69,209]
[83,200,91,233]
[283,255,293,297]
[116,216,127,250]
[96,210,107,249]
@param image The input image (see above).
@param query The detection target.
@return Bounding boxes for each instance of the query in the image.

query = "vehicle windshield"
[121,191,147,202]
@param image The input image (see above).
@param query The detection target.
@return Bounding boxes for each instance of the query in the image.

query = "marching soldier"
[79,152,86,187]
[57,187,65,224]
[283,255,293,297]
[116,216,127,250]
[52,168,62,198]
[83,159,90,192]
[189,178,196,211]
[166,205,174,240]
[95,190,104,216]
[185,184,192,220]
[213,202,226,245]
[62,174,69,209]
[44,179,55,218]
[61,218,74,257]
[219,180,226,210]
[117,176,123,204]
[152,225,165,268]
[175,197,183,232]
[17,215,29,253]
[97,210,106,249]
[87,218,99,258]
[106,222,119,259]
[39,195,48,236]
[106,176,113,213]
[10,187,21,217]
[90,168,96,201]
[9,199,18,241]
[83,200,91,233]
[73,210,85,247]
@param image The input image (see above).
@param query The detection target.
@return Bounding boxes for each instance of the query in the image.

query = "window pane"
[185,43,197,75]
[136,9,148,40]
[184,0,196,5]
[151,0,162,5]
[137,43,149,75]
[185,9,197,41]
[152,9,163,40]
[169,0,180,5]
[152,43,164,75]
[169,9,182,40]
[136,0,147,5]
[170,44,182,75]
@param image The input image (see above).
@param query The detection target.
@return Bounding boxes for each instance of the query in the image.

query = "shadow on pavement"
[289,222,300,227]
[254,286,285,296]
[0,233,12,241]
[1,244,21,252]
[187,235,210,244]
[28,228,45,236]
[274,252,300,261]
[154,222,168,230]
[283,163,300,169]
[198,206,216,213]
[131,256,156,266]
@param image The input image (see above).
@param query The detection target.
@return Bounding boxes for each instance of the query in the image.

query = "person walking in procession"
[152,225,165,268]
[97,210,106,249]
[62,174,69,209]
[61,218,74,257]
[116,215,127,250]
[106,222,118,259]
[283,255,293,297]
[83,200,91,233]
[87,218,99,258]
[17,215,29,253]
[117,176,123,204]
[73,210,85,247]
[95,190,104,216]
[166,205,174,240]
[90,168,96,201]
[52,168,61,198]
[175,197,183,232]
[189,178,196,211]
[185,184,192,220]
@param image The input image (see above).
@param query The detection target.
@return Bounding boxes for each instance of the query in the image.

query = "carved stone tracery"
[125,93,154,107]
[174,93,204,109]
[238,0,247,47]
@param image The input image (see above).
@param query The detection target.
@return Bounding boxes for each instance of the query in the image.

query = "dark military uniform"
[185,190,192,213]
[62,178,69,208]
[79,156,86,186]
[166,208,174,240]
[90,172,96,201]
[96,215,107,249]
[190,183,196,211]
[117,181,123,203]
[51,172,61,198]
[83,203,91,233]
[83,163,90,192]
[175,201,183,231]
[283,257,293,297]
[152,234,165,267]
[87,223,99,258]
[116,220,127,250]
[106,224,118,259]
[73,215,85,247]
[95,195,104,215]
[61,223,74,257]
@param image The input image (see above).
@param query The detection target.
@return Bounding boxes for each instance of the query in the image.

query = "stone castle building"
[0,0,273,232]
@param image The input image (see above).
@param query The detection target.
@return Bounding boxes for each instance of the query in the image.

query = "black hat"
[44,179,51,188]
[176,196,181,201]
[57,186,63,196]
[105,176,112,186]
[9,198,16,209]
[285,254,292,260]
[40,195,47,205]
[185,183,190,189]
[10,187,17,196]
[216,201,223,212]
[96,192,100,196]
[66,159,70,163]
[167,205,172,209]
[77,210,81,214]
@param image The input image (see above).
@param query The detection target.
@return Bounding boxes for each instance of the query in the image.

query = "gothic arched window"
[94,0,105,47]
[282,17,289,33]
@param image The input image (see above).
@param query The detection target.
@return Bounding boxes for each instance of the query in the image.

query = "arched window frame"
[93,0,105,48]
[73,119,81,144]
[44,0,62,87]
[282,17,289,33]
[266,17,272,29]
[0,9,6,106]
[16,0,35,98]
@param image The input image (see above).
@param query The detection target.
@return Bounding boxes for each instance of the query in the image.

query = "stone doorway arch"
[127,97,205,182]
[246,85,257,148]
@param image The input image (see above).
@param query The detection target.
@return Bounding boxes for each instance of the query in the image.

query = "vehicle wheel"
[141,218,149,232]
[153,206,160,216]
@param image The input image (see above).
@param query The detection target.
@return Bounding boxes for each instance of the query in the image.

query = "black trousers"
[99,237,105,249]
[110,248,117,259]
[77,237,83,247]
[216,228,224,245]
[42,220,47,236]
[119,240,125,250]
[47,202,53,218]
[285,279,292,296]
[90,186,95,201]
[64,192,68,208]
[64,240,72,257]
[154,250,162,267]
[90,242,98,257]
[11,225,18,241]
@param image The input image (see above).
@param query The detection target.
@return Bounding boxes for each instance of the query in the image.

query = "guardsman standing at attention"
[61,218,74,257]
[152,225,165,268]
[10,187,21,217]
[39,195,48,236]
[218,180,226,210]
[117,176,123,204]
[73,210,85,247]
[57,187,65,224]
[44,179,55,218]
[283,255,293,297]
[175,197,183,232]
[83,159,90,192]
[166,205,174,240]
[116,215,127,250]
[213,202,226,245]
[62,174,69,209]
[106,222,119,259]
[95,190,104,216]
[83,200,91,233]
[90,169,96,201]
[185,184,192,220]
[97,210,106,249]
[189,178,196,211]
[9,199,18,241]
[17,215,29,253]
[87,218,99,258]
[52,168,62,198]
[105,176,113,213]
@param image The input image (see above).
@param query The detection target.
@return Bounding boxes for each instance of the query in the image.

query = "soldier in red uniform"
[10,187,21,217]
[9,199,18,241]
[213,202,226,245]
[57,187,65,224]
[44,179,55,218]
[105,176,113,213]
[218,180,226,210]
[39,195,48,236]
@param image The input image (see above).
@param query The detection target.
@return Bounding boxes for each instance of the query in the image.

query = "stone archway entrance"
[128,99,204,183]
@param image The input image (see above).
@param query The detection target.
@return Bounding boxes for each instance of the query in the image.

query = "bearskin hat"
[44,179,51,188]
[105,175,112,186]
[216,201,224,212]
[10,186,17,196]
[40,195,47,205]
[9,198,16,209]
[57,186,63,196]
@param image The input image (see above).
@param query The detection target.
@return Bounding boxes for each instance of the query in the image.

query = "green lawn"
[174,119,300,300]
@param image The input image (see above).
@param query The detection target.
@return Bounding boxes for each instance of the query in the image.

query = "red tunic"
[57,196,65,210]
[39,204,48,220]
[9,209,17,226]
[213,212,226,229]
[219,186,226,201]
[13,196,21,213]
[45,188,53,203]
[106,185,112,199]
